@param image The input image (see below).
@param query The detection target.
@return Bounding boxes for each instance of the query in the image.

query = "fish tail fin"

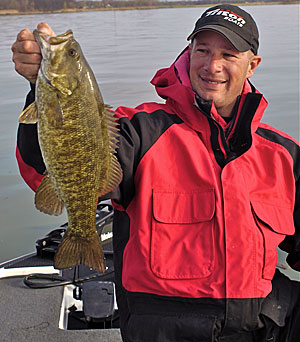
[54,230,106,273]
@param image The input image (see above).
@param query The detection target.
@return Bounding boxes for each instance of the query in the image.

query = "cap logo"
[205,8,246,27]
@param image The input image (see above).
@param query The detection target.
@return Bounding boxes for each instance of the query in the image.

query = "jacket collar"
[151,47,268,135]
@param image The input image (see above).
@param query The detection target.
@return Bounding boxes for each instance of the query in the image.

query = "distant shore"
[0,2,299,16]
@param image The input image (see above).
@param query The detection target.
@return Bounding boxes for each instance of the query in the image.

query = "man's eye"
[224,53,236,58]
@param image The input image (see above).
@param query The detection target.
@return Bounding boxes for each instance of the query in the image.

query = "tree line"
[1,0,75,12]
[0,0,163,12]
[0,0,295,12]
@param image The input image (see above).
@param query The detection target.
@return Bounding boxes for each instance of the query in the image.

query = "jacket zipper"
[194,97,240,167]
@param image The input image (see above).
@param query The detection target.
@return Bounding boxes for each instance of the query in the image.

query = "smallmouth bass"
[18,29,122,273]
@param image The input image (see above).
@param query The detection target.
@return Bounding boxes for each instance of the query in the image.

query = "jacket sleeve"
[284,176,300,271]
[279,146,300,272]
[16,83,45,191]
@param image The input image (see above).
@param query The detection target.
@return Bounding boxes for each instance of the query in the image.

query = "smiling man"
[189,30,261,117]
[187,4,261,119]
[12,4,300,342]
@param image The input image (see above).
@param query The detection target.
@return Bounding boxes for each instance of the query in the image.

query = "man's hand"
[11,22,55,84]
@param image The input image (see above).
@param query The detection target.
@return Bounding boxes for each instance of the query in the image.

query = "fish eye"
[68,49,77,57]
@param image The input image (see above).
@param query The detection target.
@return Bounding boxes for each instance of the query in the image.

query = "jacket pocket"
[151,189,215,279]
[251,200,294,280]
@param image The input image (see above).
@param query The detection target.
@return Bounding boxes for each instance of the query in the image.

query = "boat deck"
[0,216,122,342]
[0,274,121,342]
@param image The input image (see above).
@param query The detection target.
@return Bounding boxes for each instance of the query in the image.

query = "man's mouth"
[200,76,226,85]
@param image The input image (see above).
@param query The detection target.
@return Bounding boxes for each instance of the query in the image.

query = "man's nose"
[204,55,222,73]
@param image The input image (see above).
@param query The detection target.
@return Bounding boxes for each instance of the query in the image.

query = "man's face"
[189,30,261,117]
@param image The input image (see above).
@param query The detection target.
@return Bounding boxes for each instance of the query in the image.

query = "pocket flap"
[251,200,295,235]
[153,189,215,224]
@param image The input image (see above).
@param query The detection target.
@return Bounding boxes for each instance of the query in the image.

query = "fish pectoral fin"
[18,102,38,124]
[54,230,106,273]
[51,77,74,97]
[35,173,64,216]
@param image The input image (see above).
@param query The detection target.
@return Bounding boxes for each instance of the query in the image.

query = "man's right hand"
[11,22,55,84]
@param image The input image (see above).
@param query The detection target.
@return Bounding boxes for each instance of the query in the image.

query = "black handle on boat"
[24,268,114,289]
[24,273,72,288]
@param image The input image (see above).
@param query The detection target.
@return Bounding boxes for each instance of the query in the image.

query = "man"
[11,4,300,342]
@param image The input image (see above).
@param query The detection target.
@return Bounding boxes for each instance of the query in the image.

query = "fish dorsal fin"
[99,105,123,196]
[18,102,38,124]
[103,153,123,195]
[35,173,64,216]
[104,104,120,153]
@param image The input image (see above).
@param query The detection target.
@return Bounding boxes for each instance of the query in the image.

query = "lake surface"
[0,4,299,279]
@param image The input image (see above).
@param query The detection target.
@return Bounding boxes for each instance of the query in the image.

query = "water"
[0,5,299,279]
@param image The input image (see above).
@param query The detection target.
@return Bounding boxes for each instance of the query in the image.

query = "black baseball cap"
[187,4,259,55]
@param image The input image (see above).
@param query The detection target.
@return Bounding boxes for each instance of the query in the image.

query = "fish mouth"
[33,29,73,49]
[34,29,74,87]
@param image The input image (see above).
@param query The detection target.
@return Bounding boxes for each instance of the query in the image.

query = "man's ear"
[247,54,262,78]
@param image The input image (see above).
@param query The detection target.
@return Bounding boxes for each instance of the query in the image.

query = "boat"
[1,202,298,342]
[0,202,122,342]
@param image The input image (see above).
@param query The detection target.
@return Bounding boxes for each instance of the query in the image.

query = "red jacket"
[16,48,300,330]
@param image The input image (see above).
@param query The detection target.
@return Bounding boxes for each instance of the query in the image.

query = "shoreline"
[0,2,299,16]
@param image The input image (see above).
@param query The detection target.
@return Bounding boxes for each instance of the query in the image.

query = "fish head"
[34,29,84,96]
